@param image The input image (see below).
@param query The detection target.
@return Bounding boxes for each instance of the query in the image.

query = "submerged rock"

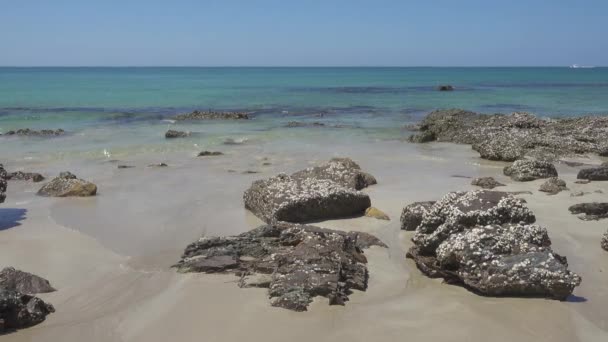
[0,289,55,332]
[243,173,370,223]
[174,222,386,311]
[37,172,97,197]
[437,85,454,91]
[173,110,250,120]
[292,157,377,190]
[577,166,608,181]
[405,190,580,300]
[400,201,435,231]
[0,164,7,203]
[471,177,505,189]
[503,159,558,181]
[539,177,568,194]
[198,151,224,157]
[568,203,608,220]
[285,121,326,128]
[365,207,390,220]
[7,171,45,182]
[0,267,55,294]
[2,128,65,137]
[165,130,190,139]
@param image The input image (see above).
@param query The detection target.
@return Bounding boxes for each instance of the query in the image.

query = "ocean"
[1,67,607,161]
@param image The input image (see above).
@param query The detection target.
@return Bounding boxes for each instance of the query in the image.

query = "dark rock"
[602,230,608,251]
[539,177,568,195]
[0,267,55,294]
[437,85,454,91]
[405,190,580,300]
[244,173,371,223]
[165,130,190,139]
[117,165,135,169]
[471,177,505,189]
[37,172,97,197]
[577,167,608,181]
[0,165,7,203]
[174,222,386,311]
[400,201,435,231]
[198,151,224,157]
[173,110,250,120]
[568,203,608,220]
[242,170,260,174]
[292,157,377,190]
[2,128,65,137]
[504,159,558,181]
[0,289,55,332]
[7,171,45,182]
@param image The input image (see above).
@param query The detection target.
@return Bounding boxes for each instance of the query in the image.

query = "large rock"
[0,289,55,332]
[2,128,65,137]
[0,267,55,294]
[503,159,558,181]
[577,167,608,181]
[165,130,190,139]
[174,222,386,311]
[7,171,45,183]
[37,172,97,197]
[471,177,505,189]
[243,173,370,223]
[539,177,568,194]
[400,201,435,231]
[405,190,581,300]
[173,110,249,120]
[408,109,608,161]
[568,203,608,220]
[602,230,608,251]
[292,157,377,190]
[0,164,6,203]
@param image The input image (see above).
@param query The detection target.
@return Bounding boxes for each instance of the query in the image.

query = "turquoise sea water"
[1,67,607,161]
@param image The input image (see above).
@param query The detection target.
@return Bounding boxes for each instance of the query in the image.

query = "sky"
[0,0,606,66]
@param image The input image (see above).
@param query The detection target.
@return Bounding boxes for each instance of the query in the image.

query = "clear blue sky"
[1,0,606,66]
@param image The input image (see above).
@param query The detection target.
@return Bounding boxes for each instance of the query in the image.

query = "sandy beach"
[2,137,608,342]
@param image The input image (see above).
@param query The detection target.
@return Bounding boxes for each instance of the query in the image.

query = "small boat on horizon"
[570,64,595,69]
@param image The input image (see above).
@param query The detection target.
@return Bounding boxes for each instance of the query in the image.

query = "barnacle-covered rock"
[37,172,97,197]
[602,230,608,251]
[292,157,377,190]
[568,202,608,220]
[0,164,7,203]
[405,190,581,299]
[0,289,54,332]
[503,159,558,182]
[165,130,190,139]
[577,166,608,181]
[539,177,568,194]
[0,267,55,294]
[7,171,45,182]
[174,222,386,311]
[244,173,370,223]
[400,201,435,230]
[1,128,65,137]
[472,133,526,162]
[471,177,505,189]
[173,110,249,120]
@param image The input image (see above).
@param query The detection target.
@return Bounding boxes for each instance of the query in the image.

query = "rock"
[407,130,436,143]
[117,165,135,169]
[575,179,591,184]
[242,170,260,174]
[6,171,45,182]
[577,167,608,181]
[0,289,55,332]
[174,222,386,311]
[539,177,568,194]
[292,157,377,190]
[198,151,224,157]
[0,164,7,203]
[570,191,588,197]
[285,121,326,128]
[148,163,168,167]
[2,128,65,137]
[400,201,435,231]
[165,130,190,139]
[568,203,608,220]
[471,177,505,189]
[408,109,608,161]
[405,190,580,300]
[37,172,97,197]
[437,85,454,91]
[503,159,558,181]
[365,207,390,220]
[0,267,55,294]
[243,173,371,223]
[602,230,608,251]
[173,110,249,120]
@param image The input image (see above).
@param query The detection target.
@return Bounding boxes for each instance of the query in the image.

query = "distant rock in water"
[0,267,55,294]
[174,221,386,311]
[0,164,7,203]
[7,171,45,182]
[285,121,326,128]
[437,85,454,91]
[471,177,505,189]
[577,166,608,181]
[0,289,55,332]
[407,109,608,161]
[405,190,581,300]
[173,110,250,120]
[37,172,97,197]
[568,202,608,220]
[197,151,224,157]
[503,159,558,181]
[539,177,568,194]
[1,128,65,137]
[165,130,190,139]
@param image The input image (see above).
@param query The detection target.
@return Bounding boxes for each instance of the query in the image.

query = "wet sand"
[1,138,608,342]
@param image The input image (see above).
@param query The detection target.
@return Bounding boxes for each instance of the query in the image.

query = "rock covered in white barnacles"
[291,157,376,190]
[400,201,435,230]
[504,159,558,181]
